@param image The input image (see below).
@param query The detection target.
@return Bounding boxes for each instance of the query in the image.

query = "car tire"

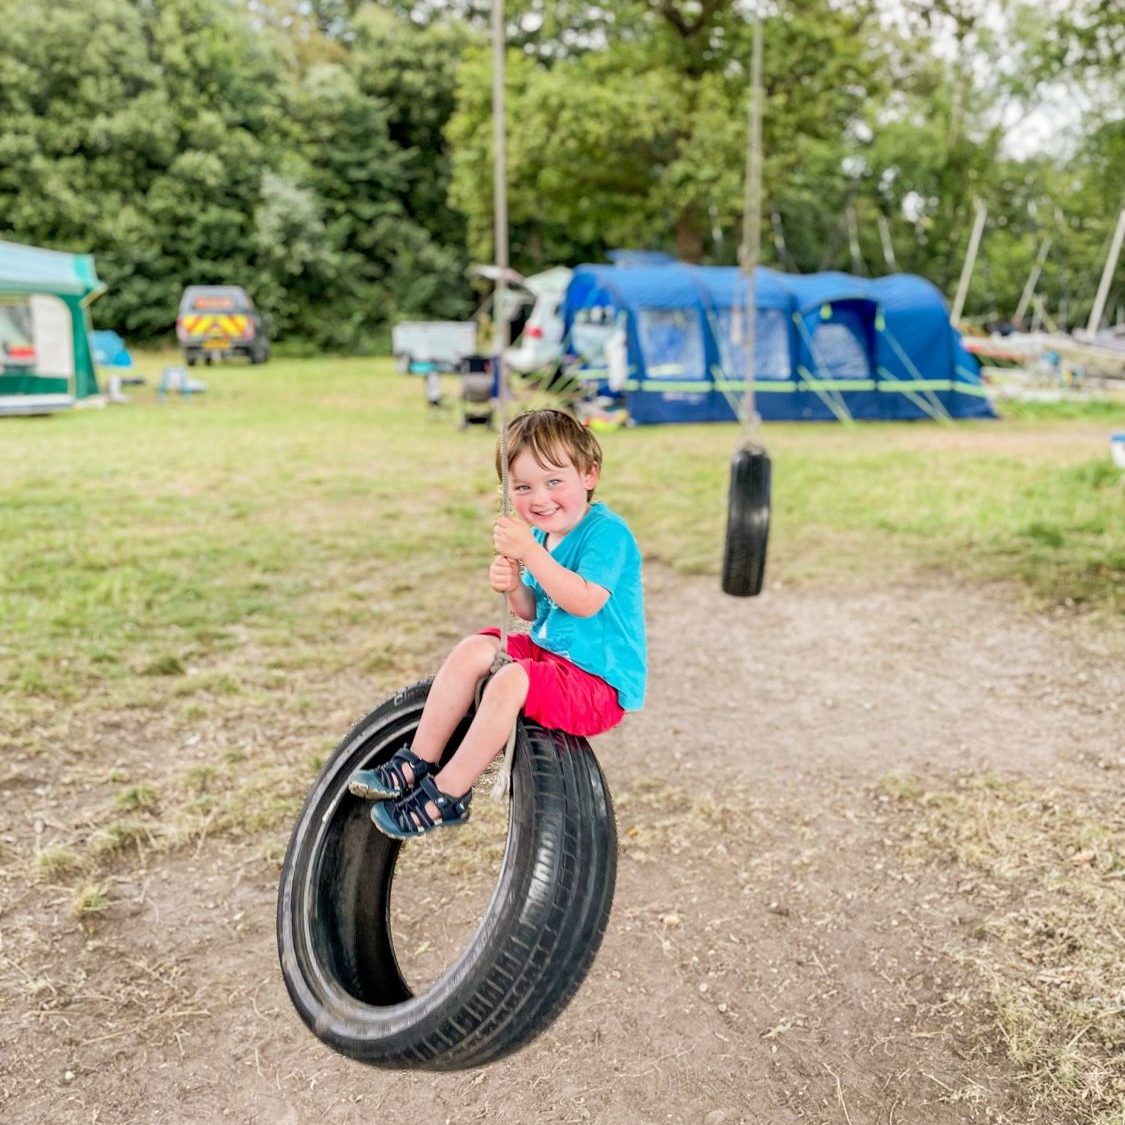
[721,443,771,597]
[276,679,618,1070]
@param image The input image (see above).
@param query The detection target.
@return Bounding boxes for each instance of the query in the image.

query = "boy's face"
[509,448,599,538]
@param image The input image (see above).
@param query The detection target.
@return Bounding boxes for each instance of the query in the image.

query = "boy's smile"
[509,449,599,541]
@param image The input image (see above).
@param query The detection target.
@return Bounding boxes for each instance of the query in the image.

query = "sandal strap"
[376,746,432,794]
[389,776,472,833]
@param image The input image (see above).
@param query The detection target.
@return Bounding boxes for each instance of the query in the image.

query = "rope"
[736,16,764,451]
[488,0,517,800]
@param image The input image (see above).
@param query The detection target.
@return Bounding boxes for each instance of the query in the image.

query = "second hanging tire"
[722,442,771,597]
[276,679,618,1070]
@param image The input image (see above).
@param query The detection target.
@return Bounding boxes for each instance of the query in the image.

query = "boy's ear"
[582,462,601,492]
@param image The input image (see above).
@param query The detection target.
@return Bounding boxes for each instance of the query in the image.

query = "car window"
[181,289,252,313]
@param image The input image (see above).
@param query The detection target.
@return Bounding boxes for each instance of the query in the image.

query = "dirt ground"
[1,567,1122,1124]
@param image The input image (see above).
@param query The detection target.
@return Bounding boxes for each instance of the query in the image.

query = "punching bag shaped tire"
[721,443,771,597]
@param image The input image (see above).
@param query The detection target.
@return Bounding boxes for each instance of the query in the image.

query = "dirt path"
[1,572,1121,1124]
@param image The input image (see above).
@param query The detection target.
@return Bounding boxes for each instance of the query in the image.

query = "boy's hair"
[497,409,603,500]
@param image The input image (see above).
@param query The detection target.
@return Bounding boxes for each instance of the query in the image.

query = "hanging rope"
[736,15,764,447]
[485,0,519,800]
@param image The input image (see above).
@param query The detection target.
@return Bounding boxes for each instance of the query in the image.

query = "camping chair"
[459,355,495,429]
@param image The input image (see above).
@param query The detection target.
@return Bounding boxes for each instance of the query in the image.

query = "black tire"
[276,680,618,1070]
[721,443,771,597]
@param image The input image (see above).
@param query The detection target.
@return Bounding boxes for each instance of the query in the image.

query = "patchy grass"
[73,881,110,919]
[115,784,160,813]
[34,845,81,882]
[880,770,1125,1123]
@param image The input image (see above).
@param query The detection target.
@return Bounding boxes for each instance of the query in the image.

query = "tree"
[0,0,287,338]
[447,0,884,272]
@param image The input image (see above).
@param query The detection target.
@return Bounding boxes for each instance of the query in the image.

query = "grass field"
[2,355,1122,711]
[2,355,1123,1120]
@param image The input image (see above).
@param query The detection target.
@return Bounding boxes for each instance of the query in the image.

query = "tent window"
[0,300,35,372]
[810,318,871,377]
[636,307,705,380]
[717,307,790,380]
[571,305,618,363]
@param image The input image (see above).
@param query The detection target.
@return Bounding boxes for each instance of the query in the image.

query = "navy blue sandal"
[370,776,472,840]
[348,746,433,801]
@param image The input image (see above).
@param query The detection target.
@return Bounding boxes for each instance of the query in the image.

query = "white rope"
[488,0,518,800]
[736,16,764,450]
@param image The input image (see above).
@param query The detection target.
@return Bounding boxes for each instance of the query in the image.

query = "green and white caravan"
[0,240,105,416]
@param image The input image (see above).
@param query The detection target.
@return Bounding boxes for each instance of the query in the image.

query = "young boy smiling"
[350,409,646,838]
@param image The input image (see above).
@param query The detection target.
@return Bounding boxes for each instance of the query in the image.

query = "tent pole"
[1014,234,1052,323]
[950,198,987,326]
[876,212,898,272]
[846,203,865,275]
[1086,207,1125,337]
[738,15,763,431]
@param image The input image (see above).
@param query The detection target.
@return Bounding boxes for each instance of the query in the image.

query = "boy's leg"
[409,634,499,767]
[371,661,530,836]
[435,661,530,799]
[350,633,500,802]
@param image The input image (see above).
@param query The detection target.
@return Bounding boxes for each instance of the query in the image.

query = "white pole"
[1014,234,1052,323]
[739,16,763,431]
[1086,207,1125,337]
[492,1,510,387]
[846,203,864,275]
[950,198,987,325]
[876,212,898,271]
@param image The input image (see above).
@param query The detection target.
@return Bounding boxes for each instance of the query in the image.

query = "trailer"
[391,320,478,373]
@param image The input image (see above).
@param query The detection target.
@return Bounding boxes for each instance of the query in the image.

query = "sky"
[871,0,1104,160]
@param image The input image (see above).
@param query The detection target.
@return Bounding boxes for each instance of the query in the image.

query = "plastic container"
[1112,433,1125,469]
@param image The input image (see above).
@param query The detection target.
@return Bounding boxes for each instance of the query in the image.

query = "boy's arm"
[521,542,609,618]
[507,581,537,621]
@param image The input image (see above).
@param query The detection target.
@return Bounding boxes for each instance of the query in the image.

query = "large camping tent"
[560,263,993,423]
[0,240,105,416]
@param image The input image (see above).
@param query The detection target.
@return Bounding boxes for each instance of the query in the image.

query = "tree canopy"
[0,0,1119,346]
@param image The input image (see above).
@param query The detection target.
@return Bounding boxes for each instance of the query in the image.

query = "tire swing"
[275,682,617,1070]
[722,441,771,597]
[276,3,618,1069]
[722,16,771,599]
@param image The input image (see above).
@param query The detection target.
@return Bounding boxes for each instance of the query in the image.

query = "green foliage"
[450,1,885,270]
[0,0,1120,341]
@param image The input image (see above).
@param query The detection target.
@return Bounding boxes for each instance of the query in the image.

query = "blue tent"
[91,329,134,369]
[560,263,994,424]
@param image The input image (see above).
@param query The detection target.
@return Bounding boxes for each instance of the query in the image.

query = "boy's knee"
[484,661,529,705]
[450,633,499,671]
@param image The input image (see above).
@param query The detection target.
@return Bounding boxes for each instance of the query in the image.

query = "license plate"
[204,338,229,350]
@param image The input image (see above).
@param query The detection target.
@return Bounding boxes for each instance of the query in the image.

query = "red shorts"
[480,629,625,737]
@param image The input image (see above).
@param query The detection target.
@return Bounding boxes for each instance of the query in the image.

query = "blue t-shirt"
[521,501,646,711]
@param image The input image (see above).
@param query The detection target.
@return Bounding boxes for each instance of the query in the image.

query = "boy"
[349,409,646,838]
